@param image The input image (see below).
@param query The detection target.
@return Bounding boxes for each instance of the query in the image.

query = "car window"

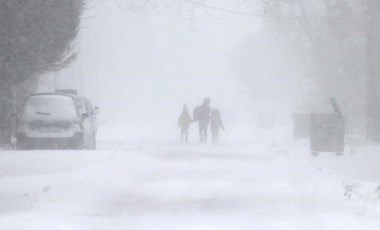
[85,99,93,113]
[21,95,77,121]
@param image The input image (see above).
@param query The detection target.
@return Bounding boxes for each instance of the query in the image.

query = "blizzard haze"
[64,0,294,142]
[4,1,380,229]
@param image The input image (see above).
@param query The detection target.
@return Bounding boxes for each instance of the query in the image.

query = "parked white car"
[14,93,99,150]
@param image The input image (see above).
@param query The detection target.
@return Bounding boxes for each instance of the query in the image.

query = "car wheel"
[311,151,319,157]
[15,140,27,150]
[73,139,85,150]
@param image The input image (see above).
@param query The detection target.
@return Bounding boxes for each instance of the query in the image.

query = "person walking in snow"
[178,105,192,142]
[210,108,225,144]
[193,97,211,143]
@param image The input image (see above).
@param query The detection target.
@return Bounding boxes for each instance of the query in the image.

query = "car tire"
[15,141,27,150]
[73,139,85,150]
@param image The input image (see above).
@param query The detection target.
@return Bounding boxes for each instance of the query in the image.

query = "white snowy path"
[1,138,380,229]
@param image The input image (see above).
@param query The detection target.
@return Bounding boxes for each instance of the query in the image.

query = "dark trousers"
[198,121,209,143]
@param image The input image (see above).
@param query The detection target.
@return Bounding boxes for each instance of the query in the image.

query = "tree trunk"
[0,84,13,145]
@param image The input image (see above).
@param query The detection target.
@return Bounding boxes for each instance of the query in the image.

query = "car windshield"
[21,95,77,121]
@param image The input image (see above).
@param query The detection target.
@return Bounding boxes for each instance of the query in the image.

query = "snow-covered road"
[1,137,380,229]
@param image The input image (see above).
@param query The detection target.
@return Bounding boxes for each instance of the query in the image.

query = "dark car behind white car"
[74,96,99,150]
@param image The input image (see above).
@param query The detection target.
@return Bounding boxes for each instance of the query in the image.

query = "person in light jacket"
[210,108,225,144]
[178,105,192,142]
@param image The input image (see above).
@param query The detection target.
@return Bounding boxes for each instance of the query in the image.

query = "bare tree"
[0,0,84,143]
[263,0,380,137]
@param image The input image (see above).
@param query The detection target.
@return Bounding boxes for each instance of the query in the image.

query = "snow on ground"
[1,129,380,229]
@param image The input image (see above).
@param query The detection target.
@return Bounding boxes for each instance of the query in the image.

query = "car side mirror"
[92,106,100,115]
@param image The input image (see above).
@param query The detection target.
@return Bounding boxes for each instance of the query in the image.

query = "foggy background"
[38,0,297,142]
[4,1,380,228]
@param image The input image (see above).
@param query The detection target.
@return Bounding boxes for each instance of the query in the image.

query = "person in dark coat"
[193,97,211,143]
[178,105,192,142]
[210,108,225,144]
